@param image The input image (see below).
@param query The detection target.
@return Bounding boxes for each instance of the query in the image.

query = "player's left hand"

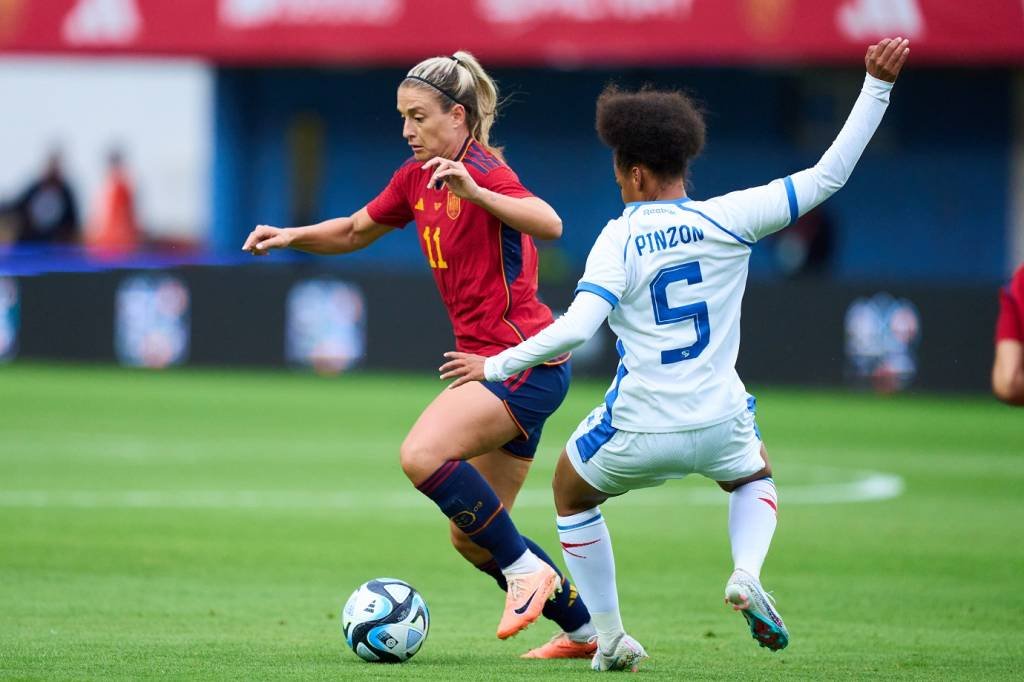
[439,351,487,389]
[865,37,910,83]
[423,158,482,201]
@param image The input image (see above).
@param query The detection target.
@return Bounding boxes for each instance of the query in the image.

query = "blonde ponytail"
[404,50,503,158]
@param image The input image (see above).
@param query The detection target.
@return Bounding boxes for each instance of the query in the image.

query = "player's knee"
[552,479,594,517]
[398,438,444,485]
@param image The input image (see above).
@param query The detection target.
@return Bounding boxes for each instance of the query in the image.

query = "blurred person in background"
[86,148,140,255]
[771,206,834,278]
[242,51,598,659]
[10,150,79,244]
[993,263,1024,405]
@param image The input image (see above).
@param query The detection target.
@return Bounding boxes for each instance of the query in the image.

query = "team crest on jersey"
[446,192,462,220]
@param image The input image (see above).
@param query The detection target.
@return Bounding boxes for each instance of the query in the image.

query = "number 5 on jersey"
[650,261,709,364]
[422,226,448,269]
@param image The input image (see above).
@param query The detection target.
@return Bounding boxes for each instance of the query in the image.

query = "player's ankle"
[566,620,597,643]
[501,549,543,577]
[592,611,625,653]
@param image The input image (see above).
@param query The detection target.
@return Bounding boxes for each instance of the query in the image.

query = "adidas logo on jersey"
[837,0,924,40]
[62,0,141,45]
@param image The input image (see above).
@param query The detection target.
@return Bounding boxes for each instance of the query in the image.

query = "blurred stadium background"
[1,1,1022,679]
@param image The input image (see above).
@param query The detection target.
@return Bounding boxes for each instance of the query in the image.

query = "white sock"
[566,620,597,643]
[592,612,624,655]
[501,548,542,577]
[556,508,622,653]
[729,478,778,581]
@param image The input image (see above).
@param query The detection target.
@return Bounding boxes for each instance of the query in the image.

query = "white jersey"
[484,73,894,432]
[576,192,786,430]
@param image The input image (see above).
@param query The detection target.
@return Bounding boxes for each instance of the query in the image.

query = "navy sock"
[475,537,592,633]
[417,460,527,569]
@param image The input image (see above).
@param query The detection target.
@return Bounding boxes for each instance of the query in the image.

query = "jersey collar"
[624,197,692,207]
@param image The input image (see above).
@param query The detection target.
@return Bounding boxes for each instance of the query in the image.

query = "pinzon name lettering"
[635,225,705,256]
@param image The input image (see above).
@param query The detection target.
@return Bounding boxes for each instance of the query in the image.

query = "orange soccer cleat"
[496,563,560,640]
[521,631,599,659]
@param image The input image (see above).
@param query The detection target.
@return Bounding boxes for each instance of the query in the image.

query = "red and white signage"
[1,0,1021,65]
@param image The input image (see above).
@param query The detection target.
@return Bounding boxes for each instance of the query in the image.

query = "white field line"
[0,470,903,509]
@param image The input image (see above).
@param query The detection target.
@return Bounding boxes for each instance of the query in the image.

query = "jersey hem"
[609,403,748,433]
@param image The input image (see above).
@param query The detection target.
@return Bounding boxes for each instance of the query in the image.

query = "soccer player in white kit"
[442,37,910,671]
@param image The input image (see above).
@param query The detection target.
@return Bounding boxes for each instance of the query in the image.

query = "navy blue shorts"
[481,359,571,460]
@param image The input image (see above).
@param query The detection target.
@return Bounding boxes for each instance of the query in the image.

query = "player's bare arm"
[423,156,562,240]
[992,340,1024,405]
[242,207,393,256]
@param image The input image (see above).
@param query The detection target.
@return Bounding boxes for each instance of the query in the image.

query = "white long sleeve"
[700,73,894,243]
[788,73,893,218]
[484,291,613,381]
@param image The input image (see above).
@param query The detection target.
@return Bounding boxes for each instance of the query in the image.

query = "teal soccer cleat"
[724,569,790,651]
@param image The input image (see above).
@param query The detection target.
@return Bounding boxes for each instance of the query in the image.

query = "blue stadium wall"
[212,65,1012,283]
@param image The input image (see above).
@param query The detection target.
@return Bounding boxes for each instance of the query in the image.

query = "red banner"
[1,0,1022,65]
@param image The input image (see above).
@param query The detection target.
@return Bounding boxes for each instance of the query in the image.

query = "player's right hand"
[865,37,910,83]
[242,224,292,256]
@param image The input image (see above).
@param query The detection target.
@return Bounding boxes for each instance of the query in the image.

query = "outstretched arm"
[439,292,613,388]
[704,37,910,243]
[242,207,393,256]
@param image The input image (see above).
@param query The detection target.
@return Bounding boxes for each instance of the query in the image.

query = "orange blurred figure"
[87,149,139,255]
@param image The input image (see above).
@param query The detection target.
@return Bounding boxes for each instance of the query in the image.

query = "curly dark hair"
[595,84,706,180]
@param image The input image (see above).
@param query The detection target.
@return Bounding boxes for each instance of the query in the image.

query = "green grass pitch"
[1,363,1022,680]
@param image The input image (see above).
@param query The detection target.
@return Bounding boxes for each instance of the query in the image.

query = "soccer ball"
[341,578,429,663]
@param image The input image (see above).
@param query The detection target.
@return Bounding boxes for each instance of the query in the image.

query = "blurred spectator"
[86,149,140,254]
[10,151,79,244]
[771,207,834,278]
[992,264,1024,405]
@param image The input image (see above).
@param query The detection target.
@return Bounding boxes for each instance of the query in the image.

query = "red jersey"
[996,264,1024,342]
[366,138,559,356]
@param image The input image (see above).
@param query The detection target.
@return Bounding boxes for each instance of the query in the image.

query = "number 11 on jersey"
[650,261,710,363]
[422,226,448,269]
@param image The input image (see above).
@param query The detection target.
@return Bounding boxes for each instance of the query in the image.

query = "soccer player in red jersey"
[242,51,596,656]
[993,264,1024,405]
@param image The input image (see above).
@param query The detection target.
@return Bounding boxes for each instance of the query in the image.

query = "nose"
[402,117,415,140]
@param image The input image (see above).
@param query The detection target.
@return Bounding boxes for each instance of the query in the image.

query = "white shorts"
[564,403,764,496]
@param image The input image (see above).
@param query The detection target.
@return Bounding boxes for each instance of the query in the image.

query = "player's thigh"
[400,381,520,484]
[553,448,611,516]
